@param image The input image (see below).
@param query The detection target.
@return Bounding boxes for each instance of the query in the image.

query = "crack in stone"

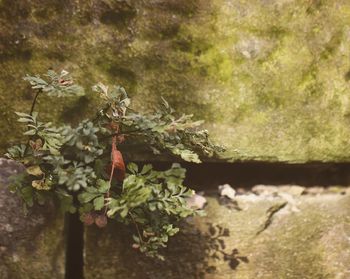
[256,201,288,235]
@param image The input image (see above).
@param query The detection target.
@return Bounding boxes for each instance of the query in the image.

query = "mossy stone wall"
[2,0,350,162]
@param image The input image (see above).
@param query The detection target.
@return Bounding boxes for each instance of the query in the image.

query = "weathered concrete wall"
[84,188,350,279]
[0,159,65,279]
[2,1,350,162]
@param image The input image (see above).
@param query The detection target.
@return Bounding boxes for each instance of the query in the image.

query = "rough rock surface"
[1,1,350,162]
[0,158,65,279]
[84,188,350,279]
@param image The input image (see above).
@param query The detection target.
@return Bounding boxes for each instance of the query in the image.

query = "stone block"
[84,190,350,279]
[0,158,65,279]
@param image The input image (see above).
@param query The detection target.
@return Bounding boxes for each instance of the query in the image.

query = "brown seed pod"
[95,214,108,228]
[82,213,95,226]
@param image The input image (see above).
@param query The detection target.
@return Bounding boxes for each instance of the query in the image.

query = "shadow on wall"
[153,222,249,277]
[85,220,248,279]
[196,223,249,273]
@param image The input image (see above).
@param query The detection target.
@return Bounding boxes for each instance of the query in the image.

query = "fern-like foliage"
[5,70,224,259]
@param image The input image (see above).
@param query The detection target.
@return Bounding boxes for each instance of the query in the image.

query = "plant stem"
[129,212,144,244]
[104,134,118,214]
[24,89,41,156]
[29,89,41,116]
[104,148,115,214]
[91,103,111,123]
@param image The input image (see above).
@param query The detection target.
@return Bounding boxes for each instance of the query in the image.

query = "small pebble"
[218,184,236,200]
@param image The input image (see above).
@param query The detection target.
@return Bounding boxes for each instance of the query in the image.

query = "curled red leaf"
[111,137,125,181]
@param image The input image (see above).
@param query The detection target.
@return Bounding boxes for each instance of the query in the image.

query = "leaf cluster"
[24,70,84,97]
[120,98,224,163]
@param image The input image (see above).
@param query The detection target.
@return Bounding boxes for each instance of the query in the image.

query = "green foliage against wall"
[6,70,222,259]
[1,0,350,161]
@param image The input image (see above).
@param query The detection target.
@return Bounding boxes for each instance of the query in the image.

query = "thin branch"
[129,212,144,244]
[104,135,117,214]
[29,89,41,116]
[91,103,111,123]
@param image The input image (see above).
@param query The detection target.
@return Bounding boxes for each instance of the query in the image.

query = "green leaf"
[127,162,138,174]
[18,118,32,123]
[120,207,129,218]
[174,148,201,163]
[78,192,100,203]
[23,129,36,136]
[93,196,105,210]
[97,179,110,193]
[15,111,32,118]
[141,164,152,174]
[56,190,76,213]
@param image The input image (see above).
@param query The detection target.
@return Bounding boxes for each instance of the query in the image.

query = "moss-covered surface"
[84,192,350,279]
[2,0,350,162]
